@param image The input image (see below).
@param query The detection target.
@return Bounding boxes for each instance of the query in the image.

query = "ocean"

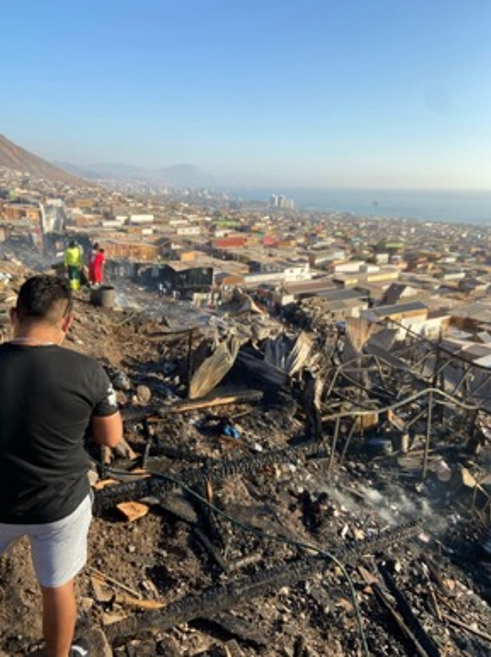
[228,188,491,226]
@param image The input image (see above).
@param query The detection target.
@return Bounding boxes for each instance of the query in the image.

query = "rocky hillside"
[0,134,86,185]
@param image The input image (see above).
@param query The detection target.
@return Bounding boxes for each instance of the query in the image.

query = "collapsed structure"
[1,260,491,657]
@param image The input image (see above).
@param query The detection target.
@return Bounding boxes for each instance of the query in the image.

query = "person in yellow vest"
[64,241,83,291]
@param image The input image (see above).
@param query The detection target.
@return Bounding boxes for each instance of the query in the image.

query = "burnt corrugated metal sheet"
[236,351,289,388]
[189,336,241,399]
[263,332,314,377]
[366,328,398,352]
[345,317,373,354]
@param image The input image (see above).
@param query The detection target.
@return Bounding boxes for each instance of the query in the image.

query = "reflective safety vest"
[64,246,82,267]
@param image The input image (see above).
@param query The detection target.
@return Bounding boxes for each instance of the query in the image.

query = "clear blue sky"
[2,0,491,189]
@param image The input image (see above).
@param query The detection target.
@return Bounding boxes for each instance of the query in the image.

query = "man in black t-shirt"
[0,275,123,657]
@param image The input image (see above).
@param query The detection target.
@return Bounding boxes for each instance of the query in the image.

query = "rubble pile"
[2,267,491,656]
[282,298,343,337]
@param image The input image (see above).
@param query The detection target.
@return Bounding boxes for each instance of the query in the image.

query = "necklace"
[10,337,57,347]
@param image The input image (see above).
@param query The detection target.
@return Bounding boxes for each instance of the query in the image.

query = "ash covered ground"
[1,255,491,657]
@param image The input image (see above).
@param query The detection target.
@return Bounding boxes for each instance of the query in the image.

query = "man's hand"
[101,437,137,465]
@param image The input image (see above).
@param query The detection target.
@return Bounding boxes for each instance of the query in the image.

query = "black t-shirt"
[0,343,118,524]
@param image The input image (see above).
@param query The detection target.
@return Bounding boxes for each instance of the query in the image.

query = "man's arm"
[90,412,123,448]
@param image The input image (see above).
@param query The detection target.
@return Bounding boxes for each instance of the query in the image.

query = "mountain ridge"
[0,135,87,186]
[0,134,214,189]
[55,160,215,188]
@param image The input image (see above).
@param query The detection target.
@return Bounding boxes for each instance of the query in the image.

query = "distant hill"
[0,134,214,189]
[55,160,214,189]
[0,135,86,186]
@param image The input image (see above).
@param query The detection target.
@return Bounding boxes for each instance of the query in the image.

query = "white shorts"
[0,495,92,588]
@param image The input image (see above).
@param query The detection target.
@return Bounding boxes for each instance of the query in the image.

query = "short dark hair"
[16,275,73,325]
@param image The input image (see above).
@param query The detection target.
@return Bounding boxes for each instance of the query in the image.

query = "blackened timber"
[193,527,230,572]
[152,443,210,463]
[371,582,431,657]
[94,442,326,514]
[195,612,269,647]
[94,479,153,516]
[105,522,420,644]
[442,614,491,644]
[378,563,440,657]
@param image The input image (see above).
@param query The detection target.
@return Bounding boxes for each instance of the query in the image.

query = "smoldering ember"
[3,172,491,655]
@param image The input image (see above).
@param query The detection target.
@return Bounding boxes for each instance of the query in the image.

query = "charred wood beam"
[442,613,491,644]
[371,582,433,657]
[106,557,323,644]
[378,563,440,657]
[105,383,482,517]
[193,612,269,647]
[94,442,326,515]
[94,478,154,514]
[194,527,230,572]
[193,514,264,575]
[106,522,420,645]
[192,481,227,551]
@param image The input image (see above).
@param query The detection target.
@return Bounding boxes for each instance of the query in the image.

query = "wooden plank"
[168,390,263,413]
[116,501,150,522]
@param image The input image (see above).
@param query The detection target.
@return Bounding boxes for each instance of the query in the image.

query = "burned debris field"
[2,268,491,656]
